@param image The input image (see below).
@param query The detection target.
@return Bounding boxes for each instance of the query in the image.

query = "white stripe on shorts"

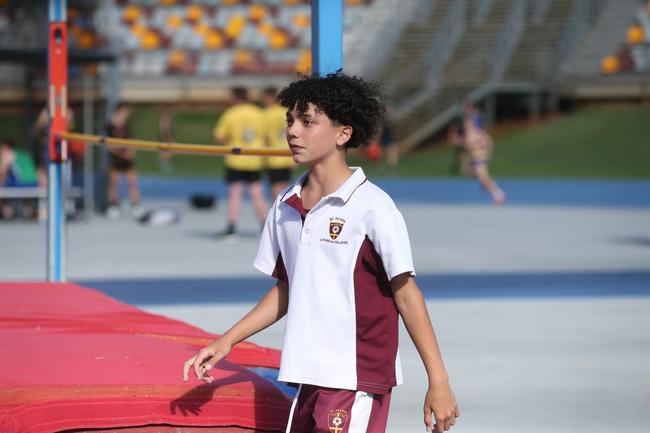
[285,384,303,433]
[348,391,374,433]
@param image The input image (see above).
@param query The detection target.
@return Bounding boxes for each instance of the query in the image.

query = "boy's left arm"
[391,272,460,432]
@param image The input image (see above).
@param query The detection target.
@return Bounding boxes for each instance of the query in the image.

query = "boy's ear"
[336,125,353,147]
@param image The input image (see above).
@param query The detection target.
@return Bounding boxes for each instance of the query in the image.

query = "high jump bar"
[61,132,293,157]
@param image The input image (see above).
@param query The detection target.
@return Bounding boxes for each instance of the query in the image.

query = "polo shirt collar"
[281,167,367,204]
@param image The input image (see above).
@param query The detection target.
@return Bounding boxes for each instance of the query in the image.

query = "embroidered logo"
[328,408,348,433]
[329,217,345,240]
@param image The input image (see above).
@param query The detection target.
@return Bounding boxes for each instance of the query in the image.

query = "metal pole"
[47,0,68,282]
[311,0,343,75]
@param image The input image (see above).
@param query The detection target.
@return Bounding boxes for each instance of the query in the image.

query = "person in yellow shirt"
[262,87,294,199]
[213,87,267,237]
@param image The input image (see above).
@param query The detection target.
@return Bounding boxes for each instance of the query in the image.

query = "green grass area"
[382,104,650,178]
[489,104,650,178]
[128,105,225,177]
[1,104,648,178]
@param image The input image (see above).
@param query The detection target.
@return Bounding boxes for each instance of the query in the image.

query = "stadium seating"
[102,0,373,77]
[0,0,373,80]
[600,0,650,74]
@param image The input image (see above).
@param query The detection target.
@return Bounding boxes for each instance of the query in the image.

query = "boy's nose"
[286,124,298,138]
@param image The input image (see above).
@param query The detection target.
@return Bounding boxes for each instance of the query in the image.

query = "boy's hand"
[424,379,459,432]
[182,339,232,384]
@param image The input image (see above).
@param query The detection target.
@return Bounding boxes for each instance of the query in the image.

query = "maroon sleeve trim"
[272,252,288,282]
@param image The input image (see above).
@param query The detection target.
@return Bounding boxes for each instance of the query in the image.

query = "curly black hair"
[277,72,385,149]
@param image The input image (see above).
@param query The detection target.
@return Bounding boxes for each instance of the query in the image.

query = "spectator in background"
[461,114,506,205]
[261,87,294,199]
[0,138,17,219]
[106,103,143,219]
[213,87,267,239]
[463,100,484,129]
[0,139,17,187]
[0,138,36,220]
[448,101,487,176]
[157,107,175,174]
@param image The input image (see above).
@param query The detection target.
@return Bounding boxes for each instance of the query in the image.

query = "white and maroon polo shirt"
[254,167,415,394]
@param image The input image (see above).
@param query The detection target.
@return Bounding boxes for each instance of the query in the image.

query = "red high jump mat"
[0,283,290,433]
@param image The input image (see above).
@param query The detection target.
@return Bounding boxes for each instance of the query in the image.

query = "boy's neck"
[302,158,353,206]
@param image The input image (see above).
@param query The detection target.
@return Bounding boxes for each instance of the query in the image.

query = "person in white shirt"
[183,73,459,433]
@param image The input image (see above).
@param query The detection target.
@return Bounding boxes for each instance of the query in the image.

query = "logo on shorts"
[329,217,345,240]
[328,409,348,433]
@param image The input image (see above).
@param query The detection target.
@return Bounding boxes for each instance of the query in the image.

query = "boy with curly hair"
[183,73,459,433]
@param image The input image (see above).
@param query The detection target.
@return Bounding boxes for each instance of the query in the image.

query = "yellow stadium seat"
[345,0,365,5]
[601,55,620,74]
[284,0,302,5]
[223,0,241,6]
[269,29,289,49]
[186,5,204,22]
[257,22,273,36]
[123,5,141,23]
[77,31,96,49]
[249,4,267,22]
[141,31,161,50]
[626,25,644,44]
[204,30,225,49]
[160,0,177,6]
[166,15,183,30]
[168,49,187,70]
[295,49,311,74]
[234,49,253,67]
[225,15,246,39]
[292,14,310,28]
[130,24,147,37]
[194,22,210,36]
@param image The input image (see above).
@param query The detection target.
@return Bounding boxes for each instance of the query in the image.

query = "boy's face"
[285,103,351,166]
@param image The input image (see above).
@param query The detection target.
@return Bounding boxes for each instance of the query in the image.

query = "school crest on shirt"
[328,408,348,433]
[329,217,345,240]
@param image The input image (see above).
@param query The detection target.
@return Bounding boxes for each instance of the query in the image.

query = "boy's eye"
[303,120,312,126]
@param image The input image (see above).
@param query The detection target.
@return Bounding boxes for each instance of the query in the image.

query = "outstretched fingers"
[182,356,197,382]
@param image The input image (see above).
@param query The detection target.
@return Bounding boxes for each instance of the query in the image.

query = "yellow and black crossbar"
[60,132,293,158]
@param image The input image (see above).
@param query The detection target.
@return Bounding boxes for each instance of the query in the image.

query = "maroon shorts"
[286,384,391,433]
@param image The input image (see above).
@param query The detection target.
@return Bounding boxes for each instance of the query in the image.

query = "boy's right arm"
[182,280,288,383]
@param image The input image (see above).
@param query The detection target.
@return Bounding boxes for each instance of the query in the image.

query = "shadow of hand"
[170,368,247,418]
[170,382,216,416]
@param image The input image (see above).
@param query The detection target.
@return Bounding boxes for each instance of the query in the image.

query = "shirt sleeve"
[366,201,415,280]
[254,197,281,277]
[271,252,288,282]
